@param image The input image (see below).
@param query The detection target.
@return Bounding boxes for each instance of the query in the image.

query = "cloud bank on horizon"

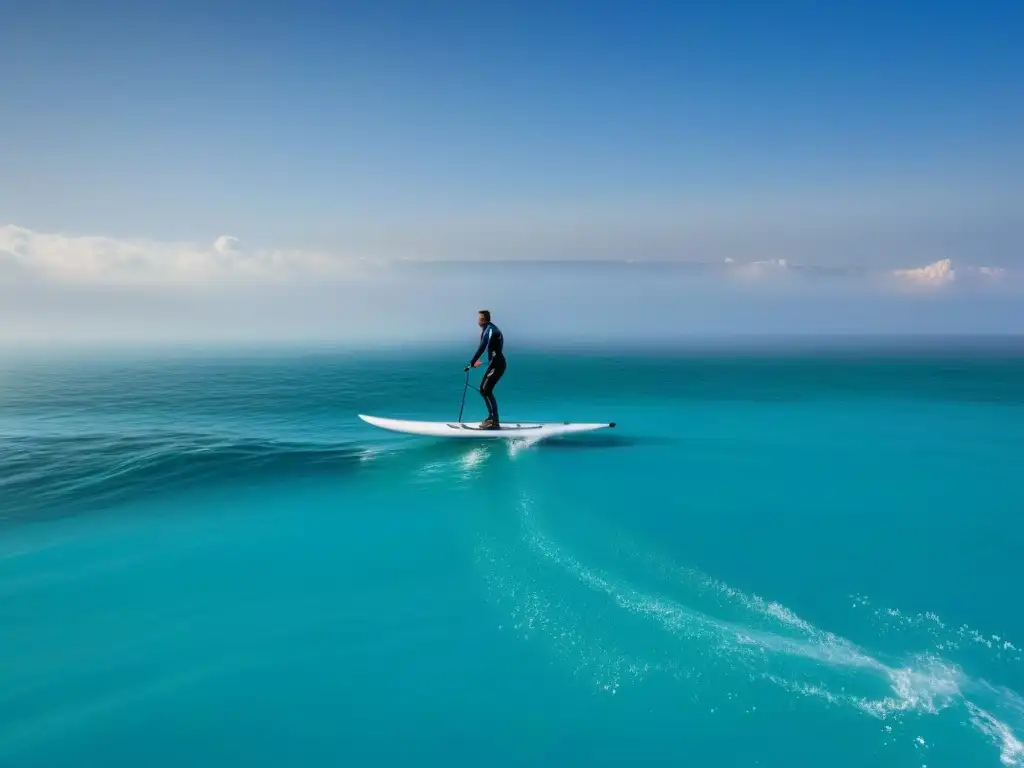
[2,223,1015,286]
[1,222,1021,346]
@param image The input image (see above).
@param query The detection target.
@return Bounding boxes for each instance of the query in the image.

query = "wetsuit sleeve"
[468,325,492,366]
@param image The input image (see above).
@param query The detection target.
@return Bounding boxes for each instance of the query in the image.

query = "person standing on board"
[464,309,506,429]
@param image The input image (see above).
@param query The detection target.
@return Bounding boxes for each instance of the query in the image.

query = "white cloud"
[974,266,1007,279]
[213,235,242,254]
[887,259,1014,291]
[0,224,375,287]
[726,257,790,280]
[892,258,956,286]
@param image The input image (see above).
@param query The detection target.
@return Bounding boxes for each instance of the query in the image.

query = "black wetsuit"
[467,322,505,424]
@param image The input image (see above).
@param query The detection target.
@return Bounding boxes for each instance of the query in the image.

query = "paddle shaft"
[458,368,480,423]
[458,369,469,422]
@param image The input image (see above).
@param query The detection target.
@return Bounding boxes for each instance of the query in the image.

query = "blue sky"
[1,1,1022,343]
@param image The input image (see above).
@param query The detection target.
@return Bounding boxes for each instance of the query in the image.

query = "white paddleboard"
[358,414,615,439]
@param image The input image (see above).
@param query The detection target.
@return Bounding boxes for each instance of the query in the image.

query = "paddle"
[459,362,484,423]
[458,368,470,423]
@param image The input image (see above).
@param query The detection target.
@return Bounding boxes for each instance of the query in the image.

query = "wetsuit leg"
[480,355,506,423]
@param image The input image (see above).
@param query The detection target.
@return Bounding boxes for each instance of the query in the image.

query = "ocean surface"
[2,341,1023,767]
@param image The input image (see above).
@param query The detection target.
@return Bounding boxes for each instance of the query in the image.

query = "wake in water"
[473,466,1024,767]
[0,431,384,521]
[0,429,507,522]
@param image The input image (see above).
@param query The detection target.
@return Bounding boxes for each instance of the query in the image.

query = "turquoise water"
[2,344,1023,767]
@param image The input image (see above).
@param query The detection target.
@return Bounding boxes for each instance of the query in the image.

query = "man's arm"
[466,325,492,368]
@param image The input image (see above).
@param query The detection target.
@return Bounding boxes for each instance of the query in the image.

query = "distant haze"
[2,225,1022,346]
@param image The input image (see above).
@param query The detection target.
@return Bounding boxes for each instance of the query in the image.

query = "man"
[464,309,506,428]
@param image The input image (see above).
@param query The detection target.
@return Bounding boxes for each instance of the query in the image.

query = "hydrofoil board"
[358,414,615,440]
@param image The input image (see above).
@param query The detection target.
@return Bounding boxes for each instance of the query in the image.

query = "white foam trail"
[969,702,1024,766]
[459,446,487,472]
[413,445,491,482]
[849,594,1022,663]
[494,491,1024,766]
[505,436,543,458]
[474,537,673,695]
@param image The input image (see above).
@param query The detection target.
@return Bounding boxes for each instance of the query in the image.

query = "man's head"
[477,310,490,327]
